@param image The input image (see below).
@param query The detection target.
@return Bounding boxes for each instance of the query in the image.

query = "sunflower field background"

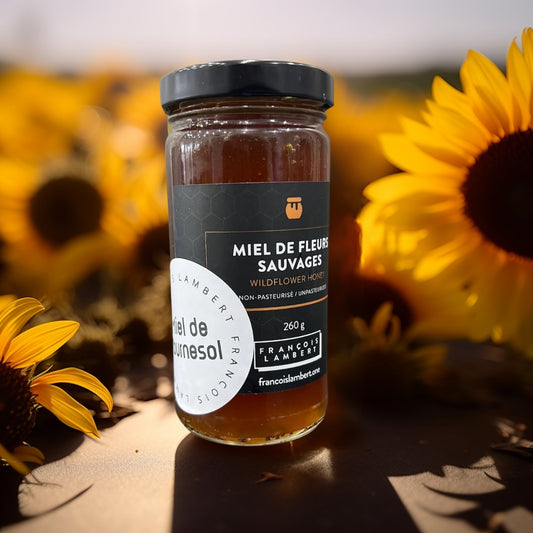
[2,18,533,473]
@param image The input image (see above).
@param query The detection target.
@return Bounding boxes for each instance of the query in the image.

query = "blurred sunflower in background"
[0,70,105,163]
[359,27,533,359]
[109,75,167,160]
[0,68,171,407]
[0,69,168,303]
[0,154,123,299]
[48,155,172,400]
[329,213,470,402]
[107,155,169,289]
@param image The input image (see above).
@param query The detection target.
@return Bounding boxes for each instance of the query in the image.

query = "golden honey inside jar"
[160,60,333,445]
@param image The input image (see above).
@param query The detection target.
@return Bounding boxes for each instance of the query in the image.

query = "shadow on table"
[172,392,533,533]
[0,415,84,528]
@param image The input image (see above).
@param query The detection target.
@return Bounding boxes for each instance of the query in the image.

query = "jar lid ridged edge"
[160,60,334,113]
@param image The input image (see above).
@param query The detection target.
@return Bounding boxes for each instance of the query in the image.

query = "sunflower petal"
[461,50,513,135]
[414,234,480,281]
[388,315,402,345]
[12,444,45,465]
[467,250,517,343]
[514,276,533,357]
[0,442,30,475]
[0,297,45,363]
[400,116,473,167]
[507,39,532,129]
[489,260,523,342]
[0,295,16,312]
[32,383,100,438]
[384,194,463,231]
[352,317,370,339]
[518,28,533,134]
[424,97,491,152]
[524,29,533,126]
[522,28,533,79]
[364,173,459,203]
[33,367,113,412]
[370,301,394,338]
[432,75,477,122]
[380,133,460,176]
[6,320,80,369]
[45,232,123,294]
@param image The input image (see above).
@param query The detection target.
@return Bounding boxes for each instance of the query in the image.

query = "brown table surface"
[1,385,532,533]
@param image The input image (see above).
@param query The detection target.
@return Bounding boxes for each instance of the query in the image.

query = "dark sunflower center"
[462,129,533,259]
[29,176,104,247]
[137,224,170,271]
[0,362,37,451]
[348,275,414,332]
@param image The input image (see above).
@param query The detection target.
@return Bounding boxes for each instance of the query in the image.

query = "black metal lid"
[160,60,334,114]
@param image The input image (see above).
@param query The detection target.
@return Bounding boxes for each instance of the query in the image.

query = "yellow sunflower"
[329,300,450,400]
[329,215,471,401]
[0,149,129,298]
[105,155,169,288]
[359,28,533,357]
[330,215,468,346]
[0,297,113,475]
[0,70,168,299]
[0,69,104,163]
[108,74,167,160]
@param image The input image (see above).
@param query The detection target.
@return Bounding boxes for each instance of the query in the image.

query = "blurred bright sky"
[0,0,532,75]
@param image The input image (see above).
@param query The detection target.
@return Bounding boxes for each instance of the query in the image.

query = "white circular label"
[170,258,254,414]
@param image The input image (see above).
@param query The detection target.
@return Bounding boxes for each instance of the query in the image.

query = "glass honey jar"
[160,60,333,445]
